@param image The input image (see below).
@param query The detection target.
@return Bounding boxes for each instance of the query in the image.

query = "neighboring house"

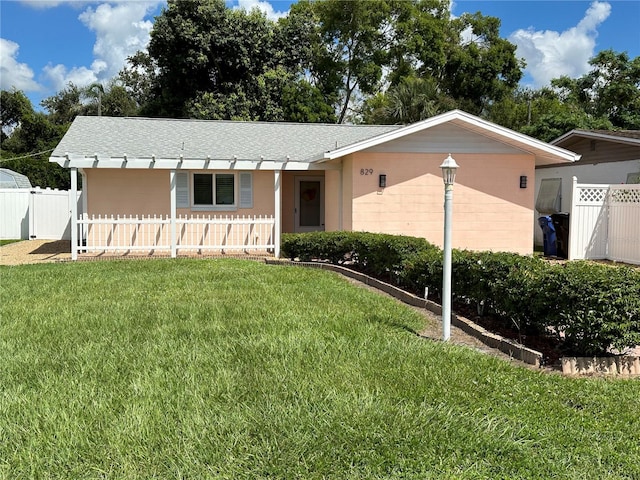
[0,168,32,189]
[49,110,580,258]
[534,129,640,247]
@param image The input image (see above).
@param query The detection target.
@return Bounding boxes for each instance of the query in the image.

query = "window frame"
[191,172,238,211]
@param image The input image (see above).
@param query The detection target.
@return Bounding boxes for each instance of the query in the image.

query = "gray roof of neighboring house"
[0,168,32,188]
[51,116,402,162]
[552,129,640,146]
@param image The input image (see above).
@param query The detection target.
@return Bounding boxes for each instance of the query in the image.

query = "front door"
[294,176,325,232]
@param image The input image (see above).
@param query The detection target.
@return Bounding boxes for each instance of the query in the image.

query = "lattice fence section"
[578,186,609,204]
[609,186,640,204]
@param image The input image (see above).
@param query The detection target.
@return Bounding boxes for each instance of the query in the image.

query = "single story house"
[534,129,640,248]
[49,110,580,259]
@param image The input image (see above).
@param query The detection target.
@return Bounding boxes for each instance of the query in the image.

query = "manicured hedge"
[281,232,640,357]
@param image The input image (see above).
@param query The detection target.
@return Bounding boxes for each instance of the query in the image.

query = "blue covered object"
[538,216,557,256]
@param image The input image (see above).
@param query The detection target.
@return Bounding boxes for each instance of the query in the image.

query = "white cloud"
[509,1,611,87]
[0,38,42,91]
[42,63,98,91]
[43,1,160,91]
[234,0,288,20]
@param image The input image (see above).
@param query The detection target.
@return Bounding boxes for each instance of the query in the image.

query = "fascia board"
[49,155,338,171]
[319,109,580,164]
[552,130,640,147]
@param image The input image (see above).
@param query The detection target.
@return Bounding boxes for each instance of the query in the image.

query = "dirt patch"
[0,240,72,266]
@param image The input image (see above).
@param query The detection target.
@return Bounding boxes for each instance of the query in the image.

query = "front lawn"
[1,259,639,478]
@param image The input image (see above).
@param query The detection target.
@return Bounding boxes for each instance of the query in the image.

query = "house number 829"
[360,168,373,176]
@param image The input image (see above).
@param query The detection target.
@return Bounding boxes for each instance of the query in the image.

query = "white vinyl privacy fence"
[569,178,640,264]
[0,188,82,240]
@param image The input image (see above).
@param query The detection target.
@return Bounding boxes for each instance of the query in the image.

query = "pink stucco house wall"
[50,110,580,259]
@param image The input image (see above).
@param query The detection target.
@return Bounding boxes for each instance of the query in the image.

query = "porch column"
[170,169,177,258]
[338,162,343,231]
[274,170,282,257]
[70,167,78,260]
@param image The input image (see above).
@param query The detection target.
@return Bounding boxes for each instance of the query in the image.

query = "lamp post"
[440,154,459,341]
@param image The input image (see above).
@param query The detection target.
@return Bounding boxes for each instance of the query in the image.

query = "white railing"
[76,214,275,257]
[570,178,640,265]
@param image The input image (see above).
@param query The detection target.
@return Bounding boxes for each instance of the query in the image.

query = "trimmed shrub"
[281,232,640,357]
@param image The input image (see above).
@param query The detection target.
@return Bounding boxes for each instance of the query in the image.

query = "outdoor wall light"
[379,174,387,188]
[520,175,527,188]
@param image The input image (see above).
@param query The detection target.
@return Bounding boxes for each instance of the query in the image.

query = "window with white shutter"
[239,172,253,208]
[176,172,189,208]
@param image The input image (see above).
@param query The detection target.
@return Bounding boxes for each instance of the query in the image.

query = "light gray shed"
[0,168,32,189]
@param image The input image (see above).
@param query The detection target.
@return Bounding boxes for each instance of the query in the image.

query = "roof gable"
[323,110,581,166]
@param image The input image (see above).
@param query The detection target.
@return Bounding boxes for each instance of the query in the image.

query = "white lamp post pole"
[440,154,459,341]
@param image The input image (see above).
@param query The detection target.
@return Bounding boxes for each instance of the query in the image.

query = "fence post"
[70,167,78,260]
[274,170,281,257]
[170,170,177,258]
[568,176,578,260]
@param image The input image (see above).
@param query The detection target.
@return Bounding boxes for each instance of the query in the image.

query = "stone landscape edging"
[265,259,544,368]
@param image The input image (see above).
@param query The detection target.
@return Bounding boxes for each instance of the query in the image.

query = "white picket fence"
[570,179,640,264]
[75,214,275,256]
[0,188,82,240]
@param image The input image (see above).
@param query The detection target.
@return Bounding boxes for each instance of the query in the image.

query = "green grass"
[0,239,21,246]
[1,259,639,479]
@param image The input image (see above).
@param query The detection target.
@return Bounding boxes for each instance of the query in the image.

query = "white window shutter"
[176,172,189,208]
[239,172,253,208]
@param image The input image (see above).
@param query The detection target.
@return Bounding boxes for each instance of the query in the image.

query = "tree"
[1,89,70,189]
[83,81,138,118]
[290,0,395,123]
[40,84,84,125]
[118,51,159,111]
[551,50,640,130]
[1,89,32,137]
[441,12,523,115]
[362,76,454,124]
[85,83,105,117]
[142,0,324,121]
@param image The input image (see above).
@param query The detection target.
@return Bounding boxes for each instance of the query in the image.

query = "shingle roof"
[552,129,640,146]
[51,116,402,162]
[0,168,32,188]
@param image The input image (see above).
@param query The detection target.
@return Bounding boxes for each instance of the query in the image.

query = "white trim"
[274,171,281,258]
[294,176,325,233]
[320,110,581,164]
[170,170,177,258]
[50,156,339,171]
[552,129,640,147]
[70,167,78,260]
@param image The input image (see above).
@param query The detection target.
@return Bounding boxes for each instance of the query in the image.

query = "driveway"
[0,240,71,265]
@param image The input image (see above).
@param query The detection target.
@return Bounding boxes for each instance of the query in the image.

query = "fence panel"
[608,185,640,265]
[569,182,609,260]
[29,188,82,240]
[0,189,30,239]
[76,214,275,256]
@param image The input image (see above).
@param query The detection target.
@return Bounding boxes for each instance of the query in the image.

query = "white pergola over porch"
[63,157,339,260]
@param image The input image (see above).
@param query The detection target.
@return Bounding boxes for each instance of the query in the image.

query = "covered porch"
[64,162,337,260]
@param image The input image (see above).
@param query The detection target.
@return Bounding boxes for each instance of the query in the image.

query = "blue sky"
[1,0,639,111]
